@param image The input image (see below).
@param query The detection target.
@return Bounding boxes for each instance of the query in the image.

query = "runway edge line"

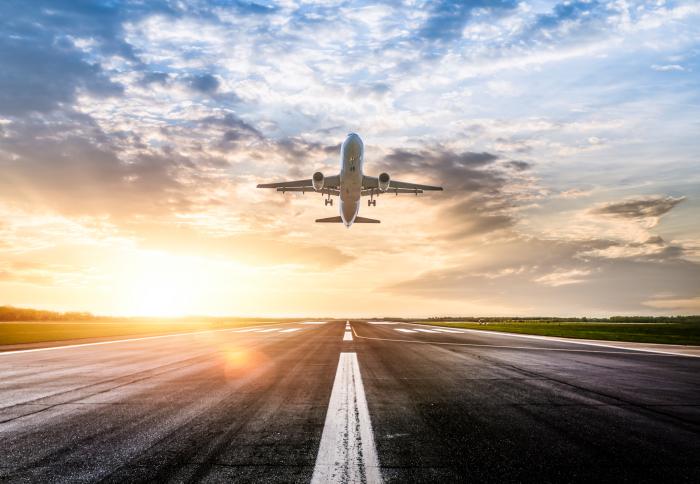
[311,352,381,484]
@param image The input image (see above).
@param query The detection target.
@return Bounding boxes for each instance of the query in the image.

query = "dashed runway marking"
[312,352,381,484]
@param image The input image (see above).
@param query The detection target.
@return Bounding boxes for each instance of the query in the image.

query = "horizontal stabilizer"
[354,216,380,223]
[315,216,343,223]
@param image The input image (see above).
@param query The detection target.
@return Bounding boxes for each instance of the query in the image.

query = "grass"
[0,319,280,346]
[418,321,700,346]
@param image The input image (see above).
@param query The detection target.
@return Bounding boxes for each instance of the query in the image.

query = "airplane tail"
[315,216,380,223]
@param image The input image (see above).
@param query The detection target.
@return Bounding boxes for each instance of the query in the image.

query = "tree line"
[0,306,96,321]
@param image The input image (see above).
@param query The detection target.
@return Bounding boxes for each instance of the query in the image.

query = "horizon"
[1,1,699,317]
[1,304,698,321]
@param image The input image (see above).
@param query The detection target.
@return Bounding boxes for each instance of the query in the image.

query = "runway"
[1,321,699,483]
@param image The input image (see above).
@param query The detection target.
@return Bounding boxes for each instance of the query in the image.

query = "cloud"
[529,0,606,37]
[418,0,517,43]
[376,146,534,240]
[0,27,122,117]
[387,236,700,314]
[644,296,700,312]
[556,188,593,199]
[0,114,227,219]
[134,224,354,270]
[651,64,686,72]
[591,196,686,220]
[187,73,220,94]
[379,148,502,192]
[504,160,531,171]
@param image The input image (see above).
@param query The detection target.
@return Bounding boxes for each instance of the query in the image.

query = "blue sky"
[0,0,699,316]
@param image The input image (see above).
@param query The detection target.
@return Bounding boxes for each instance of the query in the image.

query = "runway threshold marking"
[312,352,381,484]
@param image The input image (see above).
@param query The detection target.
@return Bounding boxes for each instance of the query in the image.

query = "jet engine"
[378,172,390,192]
[312,171,324,191]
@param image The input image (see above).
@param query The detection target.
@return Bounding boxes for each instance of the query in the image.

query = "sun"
[121,251,207,317]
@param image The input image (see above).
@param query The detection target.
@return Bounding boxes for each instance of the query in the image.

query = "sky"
[0,0,699,317]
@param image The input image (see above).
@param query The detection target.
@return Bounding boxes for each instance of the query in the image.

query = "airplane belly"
[339,172,362,225]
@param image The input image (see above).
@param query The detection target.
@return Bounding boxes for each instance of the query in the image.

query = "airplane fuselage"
[339,133,364,226]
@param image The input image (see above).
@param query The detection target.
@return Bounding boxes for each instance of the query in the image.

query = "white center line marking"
[343,331,353,341]
[253,328,278,333]
[312,352,381,484]
[413,328,440,333]
[395,328,417,333]
[280,328,303,333]
[301,322,328,325]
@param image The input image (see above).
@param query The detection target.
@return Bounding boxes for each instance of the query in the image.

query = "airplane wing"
[362,188,428,196]
[257,175,340,190]
[277,187,340,196]
[362,175,443,192]
[257,179,312,189]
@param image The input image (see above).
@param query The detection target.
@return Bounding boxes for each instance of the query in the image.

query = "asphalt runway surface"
[1,321,699,483]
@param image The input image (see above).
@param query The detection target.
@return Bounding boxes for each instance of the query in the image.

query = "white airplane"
[257,133,443,227]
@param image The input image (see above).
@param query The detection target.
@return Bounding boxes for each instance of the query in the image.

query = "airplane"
[256,133,443,227]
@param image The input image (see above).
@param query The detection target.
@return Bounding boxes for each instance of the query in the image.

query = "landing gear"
[368,199,376,207]
[325,198,333,206]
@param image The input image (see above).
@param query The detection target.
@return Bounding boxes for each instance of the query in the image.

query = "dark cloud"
[521,0,610,47]
[418,0,517,43]
[0,28,123,116]
[187,74,220,94]
[0,0,176,116]
[377,146,529,240]
[0,115,224,218]
[227,1,278,16]
[591,196,685,219]
[202,113,264,145]
[504,160,531,171]
[140,72,171,86]
[533,0,602,31]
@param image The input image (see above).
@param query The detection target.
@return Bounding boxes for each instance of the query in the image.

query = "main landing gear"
[325,197,333,206]
[368,199,376,207]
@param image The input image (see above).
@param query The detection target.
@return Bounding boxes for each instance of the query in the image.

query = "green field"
[0,319,279,346]
[418,321,700,345]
